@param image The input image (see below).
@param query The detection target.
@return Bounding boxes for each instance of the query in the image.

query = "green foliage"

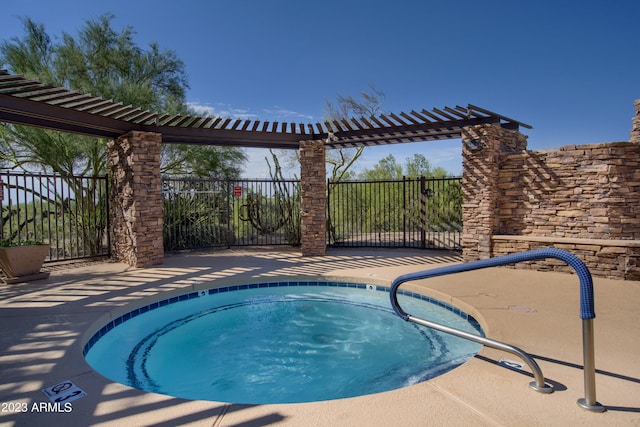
[0,239,45,247]
[162,171,301,249]
[2,15,188,112]
[163,194,235,250]
[0,125,106,176]
[161,145,247,179]
[328,177,462,245]
[358,154,403,180]
[404,154,429,178]
[241,151,300,245]
[358,153,451,181]
[0,14,245,178]
[329,151,461,245]
[1,174,109,258]
[162,178,235,250]
[0,14,246,256]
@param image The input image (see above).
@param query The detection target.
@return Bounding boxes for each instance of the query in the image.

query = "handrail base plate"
[577,398,606,412]
[529,381,553,394]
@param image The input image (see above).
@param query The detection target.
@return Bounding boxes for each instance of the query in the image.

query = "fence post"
[326,178,332,245]
[402,176,406,246]
[420,176,426,248]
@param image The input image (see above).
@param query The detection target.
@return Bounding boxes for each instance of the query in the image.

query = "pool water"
[84,282,483,404]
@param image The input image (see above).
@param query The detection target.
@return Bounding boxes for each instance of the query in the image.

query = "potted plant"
[0,240,51,283]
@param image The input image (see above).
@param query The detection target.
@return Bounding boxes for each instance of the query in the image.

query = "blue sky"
[1,0,638,178]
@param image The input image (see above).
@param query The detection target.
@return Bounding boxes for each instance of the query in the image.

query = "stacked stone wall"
[631,100,640,143]
[491,236,640,280]
[107,131,164,267]
[299,139,326,256]
[461,125,527,261]
[498,142,640,239]
[491,141,640,280]
[462,113,640,280]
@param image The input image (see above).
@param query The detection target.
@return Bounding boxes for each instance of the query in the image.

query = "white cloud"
[187,101,314,122]
[187,102,215,116]
[242,148,272,179]
[262,107,315,121]
[186,101,259,120]
[241,148,300,179]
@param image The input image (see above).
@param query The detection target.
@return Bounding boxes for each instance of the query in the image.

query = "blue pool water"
[84,281,483,404]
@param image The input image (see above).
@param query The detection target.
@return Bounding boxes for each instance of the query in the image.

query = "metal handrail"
[401,307,553,394]
[389,248,605,412]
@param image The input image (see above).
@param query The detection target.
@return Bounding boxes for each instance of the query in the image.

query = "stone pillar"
[299,139,326,256]
[107,131,164,267]
[630,99,640,143]
[461,124,527,261]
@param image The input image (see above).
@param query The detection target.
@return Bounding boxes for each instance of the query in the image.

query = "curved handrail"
[400,305,552,394]
[391,248,595,319]
[389,248,605,412]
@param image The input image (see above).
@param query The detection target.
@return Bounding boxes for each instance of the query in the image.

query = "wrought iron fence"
[162,177,301,250]
[0,171,109,262]
[1,172,461,260]
[327,176,462,249]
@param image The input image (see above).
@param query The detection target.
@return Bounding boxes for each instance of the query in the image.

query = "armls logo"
[30,402,73,413]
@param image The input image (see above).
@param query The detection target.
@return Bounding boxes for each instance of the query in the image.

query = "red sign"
[233,186,242,197]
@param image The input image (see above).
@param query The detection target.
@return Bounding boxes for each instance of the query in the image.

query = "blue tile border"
[82,280,481,357]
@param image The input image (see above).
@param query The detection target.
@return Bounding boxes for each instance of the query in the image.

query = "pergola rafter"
[0,70,531,149]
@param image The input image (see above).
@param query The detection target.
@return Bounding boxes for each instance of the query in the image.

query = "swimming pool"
[83,280,483,404]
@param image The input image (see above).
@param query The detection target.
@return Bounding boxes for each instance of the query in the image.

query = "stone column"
[107,131,164,267]
[630,99,640,143]
[461,124,527,261]
[299,139,326,256]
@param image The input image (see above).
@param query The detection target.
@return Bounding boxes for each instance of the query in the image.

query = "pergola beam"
[0,70,532,149]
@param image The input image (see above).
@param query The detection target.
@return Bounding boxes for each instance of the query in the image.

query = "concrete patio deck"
[1,247,638,426]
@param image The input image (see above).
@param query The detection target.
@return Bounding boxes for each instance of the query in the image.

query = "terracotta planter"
[0,244,51,283]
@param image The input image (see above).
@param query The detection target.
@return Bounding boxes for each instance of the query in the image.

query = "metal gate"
[327,176,462,249]
[162,177,300,250]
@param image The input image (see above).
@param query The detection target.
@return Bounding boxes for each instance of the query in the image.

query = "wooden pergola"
[0,70,531,149]
[0,69,533,263]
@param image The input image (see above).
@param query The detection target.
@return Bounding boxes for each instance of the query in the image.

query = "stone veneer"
[461,124,528,261]
[491,141,640,280]
[491,236,640,280]
[497,142,640,240]
[632,99,640,143]
[105,132,329,264]
[107,131,164,267]
[299,139,327,256]
[100,102,640,278]
[462,102,640,280]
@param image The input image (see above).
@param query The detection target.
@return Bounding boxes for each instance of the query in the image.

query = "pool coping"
[1,247,639,426]
[81,276,485,359]
[83,278,485,405]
